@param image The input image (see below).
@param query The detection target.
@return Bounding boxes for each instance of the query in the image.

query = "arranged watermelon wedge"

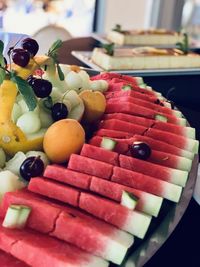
[0,220,108,267]
[0,250,28,267]
[90,177,163,217]
[111,167,182,202]
[44,164,162,216]
[79,143,188,187]
[1,190,134,264]
[99,119,147,135]
[80,144,119,165]
[68,154,113,179]
[105,102,186,125]
[28,177,151,238]
[44,165,92,189]
[28,177,80,207]
[130,135,194,160]
[119,154,188,187]
[144,128,199,153]
[95,128,133,139]
[103,113,154,127]
[106,96,181,117]
[79,192,152,238]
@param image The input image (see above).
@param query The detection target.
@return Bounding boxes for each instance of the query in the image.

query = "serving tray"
[72,51,200,77]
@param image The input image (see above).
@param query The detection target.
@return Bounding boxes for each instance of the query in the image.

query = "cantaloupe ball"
[79,90,106,123]
[43,119,85,163]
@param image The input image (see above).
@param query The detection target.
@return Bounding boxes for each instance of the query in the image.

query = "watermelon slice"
[106,96,181,117]
[68,154,113,179]
[1,190,134,264]
[130,135,194,160]
[80,144,119,165]
[103,113,154,127]
[43,164,162,216]
[0,250,28,267]
[105,90,164,105]
[28,177,80,207]
[99,119,146,135]
[105,102,186,125]
[95,128,133,139]
[111,166,182,202]
[90,177,163,217]
[44,165,92,189]
[0,221,108,267]
[79,192,151,238]
[119,154,188,187]
[144,128,199,153]
[152,121,196,139]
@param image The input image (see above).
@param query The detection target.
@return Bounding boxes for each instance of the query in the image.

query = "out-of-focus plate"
[71,51,200,77]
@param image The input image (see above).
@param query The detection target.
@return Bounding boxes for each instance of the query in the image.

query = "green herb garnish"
[176,33,189,54]
[10,72,37,111]
[47,39,65,81]
[102,43,115,56]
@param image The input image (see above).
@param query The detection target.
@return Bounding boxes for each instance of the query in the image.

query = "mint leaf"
[0,40,4,55]
[176,33,189,54]
[43,96,53,110]
[48,39,62,58]
[0,68,5,85]
[11,75,37,111]
[102,43,115,56]
[56,64,65,81]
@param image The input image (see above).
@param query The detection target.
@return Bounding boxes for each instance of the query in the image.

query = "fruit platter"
[0,37,199,267]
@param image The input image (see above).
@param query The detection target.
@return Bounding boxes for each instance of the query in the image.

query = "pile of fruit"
[0,38,198,267]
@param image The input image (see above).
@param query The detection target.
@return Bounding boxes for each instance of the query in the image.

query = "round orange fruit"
[43,119,85,163]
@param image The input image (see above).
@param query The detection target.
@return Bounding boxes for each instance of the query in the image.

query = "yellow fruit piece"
[79,90,106,123]
[43,119,85,163]
[0,56,50,156]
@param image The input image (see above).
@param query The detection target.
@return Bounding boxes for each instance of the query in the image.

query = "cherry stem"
[30,156,41,169]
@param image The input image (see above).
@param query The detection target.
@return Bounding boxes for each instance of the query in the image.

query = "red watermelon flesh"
[1,191,133,264]
[126,149,192,171]
[80,144,119,165]
[145,128,199,153]
[106,96,175,116]
[0,221,108,267]
[99,119,146,135]
[68,154,113,179]
[44,165,92,189]
[28,177,80,207]
[90,136,130,154]
[0,250,28,267]
[105,90,160,104]
[90,177,163,217]
[90,72,124,81]
[105,102,182,125]
[1,190,61,233]
[79,192,151,238]
[103,113,154,127]
[119,154,188,187]
[111,167,182,202]
[131,135,194,159]
[152,121,195,139]
[95,128,133,139]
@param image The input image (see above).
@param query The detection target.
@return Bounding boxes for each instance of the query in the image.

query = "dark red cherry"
[51,103,68,121]
[31,78,52,98]
[129,142,151,160]
[21,38,39,57]
[12,48,30,67]
[20,156,44,181]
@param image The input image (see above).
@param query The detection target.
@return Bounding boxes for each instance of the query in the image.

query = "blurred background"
[0,0,200,41]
